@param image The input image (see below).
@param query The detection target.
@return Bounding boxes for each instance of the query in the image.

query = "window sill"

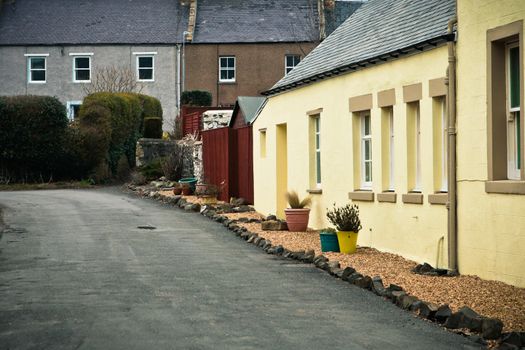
[428,193,448,205]
[485,180,525,195]
[402,192,423,204]
[306,189,322,195]
[377,192,396,203]
[348,190,374,202]
[28,81,46,84]
[218,81,236,85]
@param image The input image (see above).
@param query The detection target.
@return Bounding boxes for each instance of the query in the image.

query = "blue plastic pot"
[320,232,340,252]
[178,177,198,191]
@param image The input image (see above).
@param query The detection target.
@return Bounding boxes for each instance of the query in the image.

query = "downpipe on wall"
[445,15,458,273]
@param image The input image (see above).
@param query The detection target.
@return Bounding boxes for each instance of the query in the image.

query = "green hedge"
[77,92,163,178]
[181,90,212,106]
[143,117,163,138]
[0,96,68,181]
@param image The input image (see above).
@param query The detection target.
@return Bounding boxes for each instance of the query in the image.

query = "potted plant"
[284,191,312,232]
[173,182,182,195]
[196,182,222,205]
[181,182,192,196]
[319,227,340,252]
[326,203,362,254]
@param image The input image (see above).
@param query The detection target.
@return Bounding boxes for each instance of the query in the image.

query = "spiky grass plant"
[326,203,362,232]
[286,190,312,209]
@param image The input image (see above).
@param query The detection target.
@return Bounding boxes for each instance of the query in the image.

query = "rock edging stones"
[129,187,512,348]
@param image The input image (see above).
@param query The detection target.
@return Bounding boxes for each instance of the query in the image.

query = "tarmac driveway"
[0,188,480,350]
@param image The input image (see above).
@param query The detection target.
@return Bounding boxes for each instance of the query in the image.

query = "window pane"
[517,111,521,169]
[220,70,228,80]
[76,69,90,81]
[75,57,90,69]
[138,56,153,68]
[220,57,227,67]
[510,47,520,109]
[31,70,45,81]
[227,69,234,80]
[364,115,371,135]
[30,58,45,69]
[365,162,372,182]
[316,152,321,183]
[139,68,153,80]
[293,56,300,65]
[227,57,234,67]
[364,139,370,160]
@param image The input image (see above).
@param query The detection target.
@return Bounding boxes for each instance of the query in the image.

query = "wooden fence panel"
[233,126,254,204]
[202,127,232,202]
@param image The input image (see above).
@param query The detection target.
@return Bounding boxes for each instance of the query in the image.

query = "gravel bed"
[240,222,525,333]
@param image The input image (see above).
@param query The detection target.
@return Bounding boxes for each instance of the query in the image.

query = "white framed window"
[27,56,47,83]
[137,55,155,82]
[73,56,91,83]
[415,103,422,191]
[66,101,82,121]
[219,56,235,83]
[388,109,395,190]
[440,98,448,191]
[285,55,300,75]
[507,42,521,180]
[314,116,321,187]
[361,112,372,189]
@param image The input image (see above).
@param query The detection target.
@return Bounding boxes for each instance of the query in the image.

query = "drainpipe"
[445,16,458,273]
[176,44,181,115]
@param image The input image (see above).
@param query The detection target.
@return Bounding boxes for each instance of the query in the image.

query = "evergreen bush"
[181,90,212,106]
[0,95,68,181]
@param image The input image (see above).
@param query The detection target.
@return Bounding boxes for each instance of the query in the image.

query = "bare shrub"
[82,66,143,95]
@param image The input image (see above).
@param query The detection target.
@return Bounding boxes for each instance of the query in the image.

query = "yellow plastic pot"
[336,231,358,254]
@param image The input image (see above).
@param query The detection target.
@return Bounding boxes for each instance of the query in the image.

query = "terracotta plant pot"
[173,187,182,195]
[182,186,192,196]
[284,208,310,232]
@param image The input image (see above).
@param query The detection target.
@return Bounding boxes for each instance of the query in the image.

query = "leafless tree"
[82,66,143,95]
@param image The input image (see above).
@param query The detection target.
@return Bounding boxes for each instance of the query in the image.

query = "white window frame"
[72,55,92,83]
[66,101,82,121]
[388,109,395,191]
[414,103,422,192]
[26,55,48,84]
[314,116,321,187]
[506,42,521,180]
[219,56,236,83]
[136,55,155,82]
[285,55,300,75]
[361,112,372,189]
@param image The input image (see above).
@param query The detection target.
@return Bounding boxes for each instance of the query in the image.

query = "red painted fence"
[201,126,254,204]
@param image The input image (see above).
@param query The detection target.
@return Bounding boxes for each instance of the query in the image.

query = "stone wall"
[136,138,178,168]
[202,110,233,130]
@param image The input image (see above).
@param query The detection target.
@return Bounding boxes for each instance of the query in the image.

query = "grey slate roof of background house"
[267,0,455,94]
[324,1,364,36]
[192,0,320,43]
[0,0,188,45]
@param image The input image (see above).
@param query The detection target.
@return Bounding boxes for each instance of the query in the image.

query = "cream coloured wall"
[253,46,450,268]
[456,0,525,287]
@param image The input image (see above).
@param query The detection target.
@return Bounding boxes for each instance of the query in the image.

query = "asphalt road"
[0,188,481,350]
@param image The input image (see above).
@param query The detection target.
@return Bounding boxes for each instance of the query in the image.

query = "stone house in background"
[0,0,188,131]
[0,0,361,131]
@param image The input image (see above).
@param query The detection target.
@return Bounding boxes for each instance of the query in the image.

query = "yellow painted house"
[253,0,525,287]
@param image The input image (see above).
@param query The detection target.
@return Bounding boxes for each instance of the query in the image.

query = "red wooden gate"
[183,111,201,138]
[201,126,254,204]
[232,126,253,204]
[202,127,233,202]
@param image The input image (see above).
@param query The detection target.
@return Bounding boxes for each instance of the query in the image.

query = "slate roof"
[192,0,319,43]
[266,0,456,95]
[230,96,267,127]
[325,1,363,37]
[0,0,188,45]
